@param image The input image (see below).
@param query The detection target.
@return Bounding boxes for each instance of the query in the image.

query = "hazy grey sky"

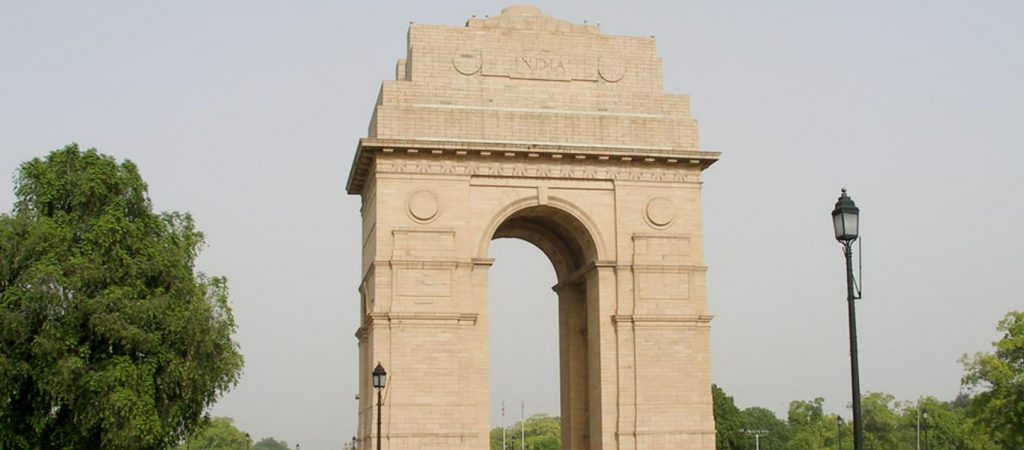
[2,1,1022,448]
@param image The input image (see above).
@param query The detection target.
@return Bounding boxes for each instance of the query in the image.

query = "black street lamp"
[837,416,843,450]
[373,363,388,450]
[922,411,929,450]
[832,188,862,450]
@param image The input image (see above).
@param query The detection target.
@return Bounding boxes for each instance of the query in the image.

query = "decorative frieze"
[374,154,696,183]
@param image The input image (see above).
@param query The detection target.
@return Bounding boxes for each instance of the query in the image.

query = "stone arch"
[479,196,607,450]
[477,195,608,279]
[348,6,720,449]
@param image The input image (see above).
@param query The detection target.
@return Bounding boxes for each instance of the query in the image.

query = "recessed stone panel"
[396,268,452,302]
[392,228,454,260]
[633,234,690,265]
[637,270,690,301]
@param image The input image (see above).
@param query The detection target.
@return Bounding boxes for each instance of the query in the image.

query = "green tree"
[0,145,244,449]
[738,406,788,450]
[712,384,743,450]
[490,414,560,450]
[787,397,831,450]
[253,437,291,450]
[905,396,997,450]
[859,392,909,450]
[177,417,249,450]
[961,311,1024,449]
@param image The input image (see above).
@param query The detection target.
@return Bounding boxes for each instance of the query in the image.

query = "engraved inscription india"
[453,48,626,82]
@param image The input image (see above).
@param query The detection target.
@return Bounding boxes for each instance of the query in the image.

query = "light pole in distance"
[739,429,768,450]
[832,188,863,450]
[922,411,929,450]
[372,363,388,450]
[837,416,843,450]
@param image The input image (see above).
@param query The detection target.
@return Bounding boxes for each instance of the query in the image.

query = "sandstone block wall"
[349,6,720,450]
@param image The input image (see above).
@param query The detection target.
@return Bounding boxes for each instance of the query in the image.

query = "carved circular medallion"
[408,190,440,223]
[452,48,482,75]
[644,196,675,228]
[598,57,626,83]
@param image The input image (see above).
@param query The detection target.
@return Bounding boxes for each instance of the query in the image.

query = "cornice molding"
[346,138,720,194]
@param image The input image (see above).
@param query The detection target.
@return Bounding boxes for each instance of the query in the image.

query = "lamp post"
[832,188,862,450]
[739,429,768,450]
[916,403,921,450]
[922,411,929,450]
[372,363,387,450]
[352,435,358,450]
[837,416,843,450]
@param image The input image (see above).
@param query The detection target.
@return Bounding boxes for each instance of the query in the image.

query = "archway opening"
[485,204,600,450]
[487,239,559,443]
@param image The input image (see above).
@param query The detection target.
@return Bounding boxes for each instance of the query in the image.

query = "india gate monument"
[347,5,720,449]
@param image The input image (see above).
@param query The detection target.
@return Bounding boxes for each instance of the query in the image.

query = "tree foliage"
[0,144,243,449]
[490,414,560,450]
[740,406,789,449]
[712,384,743,450]
[913,396,997,450]
[176,417,249,450]
[705,312,1019,450]
[862,392,913,450]
[961,310,1024,449]
[253,437,291,450]
[709,387,999,450]
[787,397,834,450]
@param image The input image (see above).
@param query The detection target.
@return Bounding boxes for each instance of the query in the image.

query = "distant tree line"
[715,310,1023,450]
[490,414,560,450]
[713,388,996,450]
[175,417,293,450]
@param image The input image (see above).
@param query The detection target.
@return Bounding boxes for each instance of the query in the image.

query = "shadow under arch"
[478,196,606,283]
[480,196,604,450]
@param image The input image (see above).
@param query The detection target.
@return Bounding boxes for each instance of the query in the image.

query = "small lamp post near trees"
[922,411,929,450]
[832,188,863,450]
[739,429,768,450]
[837,416,844,450]
[372,363,388,450]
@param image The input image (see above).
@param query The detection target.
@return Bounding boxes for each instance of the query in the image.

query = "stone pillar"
[356,174,486,449]
[587,264,621,450]
[556,282,589,450]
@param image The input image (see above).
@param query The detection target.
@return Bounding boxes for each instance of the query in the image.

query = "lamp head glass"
[832,188,860,242]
